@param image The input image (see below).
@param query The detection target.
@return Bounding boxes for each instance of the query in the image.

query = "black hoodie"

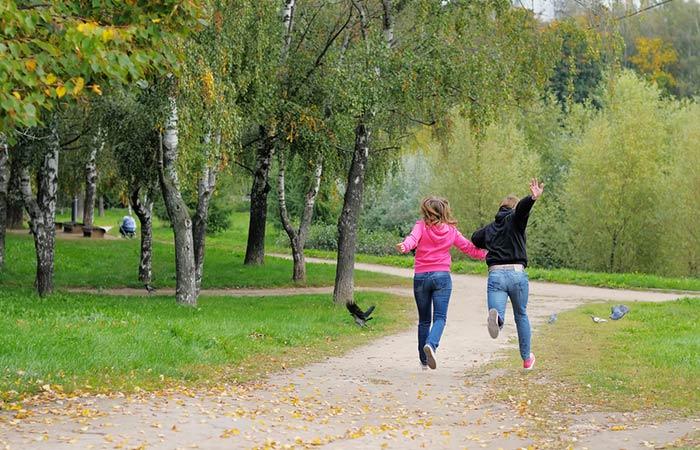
[471,195,535,267]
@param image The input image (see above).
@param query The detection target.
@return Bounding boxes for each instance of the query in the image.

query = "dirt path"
[1,260,698,450]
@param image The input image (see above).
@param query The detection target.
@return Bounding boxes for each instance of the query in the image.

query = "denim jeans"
[414,271,452,364]
[487,269,531,360]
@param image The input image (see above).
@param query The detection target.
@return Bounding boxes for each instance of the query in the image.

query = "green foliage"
[0,1,201,132]
[203,201,232,235]
[0,289,411,397]
[299,224,401,257]
[546,17,620,110]
[564,71,671,273]
[428,114,540,233]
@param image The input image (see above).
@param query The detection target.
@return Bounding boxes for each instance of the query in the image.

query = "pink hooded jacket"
[399,220,487,273]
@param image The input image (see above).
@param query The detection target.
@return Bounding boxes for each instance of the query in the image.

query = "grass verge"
[0,289,413,400]
[491,298,699,418]
[298,248,700,292]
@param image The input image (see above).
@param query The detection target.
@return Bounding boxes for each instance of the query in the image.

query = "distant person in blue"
[119,215,136,238]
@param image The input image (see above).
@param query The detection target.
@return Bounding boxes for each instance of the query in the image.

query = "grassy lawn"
[2,210,410,289]
[492,297,699,417]
[299,248,700,292]
[0,289,414,400]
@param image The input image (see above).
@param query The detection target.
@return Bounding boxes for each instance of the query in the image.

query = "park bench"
[83,226,110,238]
[63,222,84,234]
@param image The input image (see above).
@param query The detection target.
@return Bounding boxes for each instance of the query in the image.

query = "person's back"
[408,220,485,273]
[472,194,534,268]
[397,197,486,370]
[471,179,544,371]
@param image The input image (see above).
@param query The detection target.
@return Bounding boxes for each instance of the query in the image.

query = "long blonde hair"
[420,196,457,226]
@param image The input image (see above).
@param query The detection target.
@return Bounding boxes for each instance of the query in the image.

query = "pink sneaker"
[523,353,536,370]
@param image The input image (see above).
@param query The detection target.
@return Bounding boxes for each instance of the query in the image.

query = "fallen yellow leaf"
[56,86,67,98]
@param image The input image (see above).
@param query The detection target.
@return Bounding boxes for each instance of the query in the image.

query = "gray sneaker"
[423,344,437,370]
[488,308,500,338]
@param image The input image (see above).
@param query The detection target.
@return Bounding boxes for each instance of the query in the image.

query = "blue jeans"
[414,271,452,364]
[487,269,531,360]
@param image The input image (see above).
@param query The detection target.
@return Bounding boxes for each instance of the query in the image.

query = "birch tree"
[330,0,557,305]
[0,135,9,270]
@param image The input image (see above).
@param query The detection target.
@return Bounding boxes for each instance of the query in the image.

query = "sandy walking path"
[1,259,697,450]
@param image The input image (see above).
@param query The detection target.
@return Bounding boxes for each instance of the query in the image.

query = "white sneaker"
[420,363,429,371]
[423,344,437,370]
[488,308,500,339]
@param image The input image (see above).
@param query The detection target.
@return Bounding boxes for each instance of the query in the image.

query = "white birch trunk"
[158,99,197,306]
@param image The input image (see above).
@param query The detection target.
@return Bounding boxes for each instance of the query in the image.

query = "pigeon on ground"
[609,304,629,320]
[547,313,557,324]
[145,284,157,295]
[347,303,375,327]
[591,315,607,323]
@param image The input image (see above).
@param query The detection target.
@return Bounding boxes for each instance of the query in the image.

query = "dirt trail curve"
[1,258,698,450]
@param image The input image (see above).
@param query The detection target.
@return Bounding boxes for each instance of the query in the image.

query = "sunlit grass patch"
[0,289,413,400]
[490,298,699,417]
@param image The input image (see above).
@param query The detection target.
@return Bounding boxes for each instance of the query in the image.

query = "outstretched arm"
[514,178,545,228]
[455,230,487,260]
[396,220,423,253]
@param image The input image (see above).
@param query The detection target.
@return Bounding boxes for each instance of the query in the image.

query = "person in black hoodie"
[471,178,544,370]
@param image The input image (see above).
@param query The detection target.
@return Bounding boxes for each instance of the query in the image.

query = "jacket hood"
[425,222,452,240]
[495,206,513,223]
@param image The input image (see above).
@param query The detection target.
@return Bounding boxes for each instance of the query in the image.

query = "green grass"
[299,248,700,292]
[493,298,700,415]
[1,211,409,289]
[0,289,413,399]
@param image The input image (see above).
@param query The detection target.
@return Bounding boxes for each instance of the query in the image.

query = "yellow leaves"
[91,84,102,95]
[76,21,98,35]
[201,69,215,104]
[25,59,37,72]
[73,77,85,95]
[56,86,67,98]
[101,28,115,42]
[220,427,240,438]
[610,424,627,431]
[629,37,678,89]
[151,18,162,24]
[12,91,21,100]
[45,73,57,85]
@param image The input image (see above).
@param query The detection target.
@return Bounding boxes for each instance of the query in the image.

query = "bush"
[299,224,401,256]
[205,202,232,234]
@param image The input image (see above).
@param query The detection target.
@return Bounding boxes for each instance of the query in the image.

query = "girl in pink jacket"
[396,197,486,370]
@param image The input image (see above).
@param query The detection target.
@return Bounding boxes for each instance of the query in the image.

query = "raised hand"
[529,178,545,200]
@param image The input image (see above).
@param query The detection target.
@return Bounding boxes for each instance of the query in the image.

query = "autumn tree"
[628,37,678,93]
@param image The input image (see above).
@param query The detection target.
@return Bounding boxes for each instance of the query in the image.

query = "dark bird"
[144,284,157,295]
[610,304,630,320]
[347,303,375,327]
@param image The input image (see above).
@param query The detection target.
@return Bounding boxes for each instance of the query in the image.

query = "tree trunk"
[7,156,24,229]
[192,134,220,294]
[381,0,395,47]
[98,195,104,217]
[20,126,59,296]
[281,0,296,61]
[158,99,197,306]
[131,187,153,285]
[244,126,274,265]
[83,132,101,228]
[333,123,369,305]
[0,136,8,270]
[276,148,323,283]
